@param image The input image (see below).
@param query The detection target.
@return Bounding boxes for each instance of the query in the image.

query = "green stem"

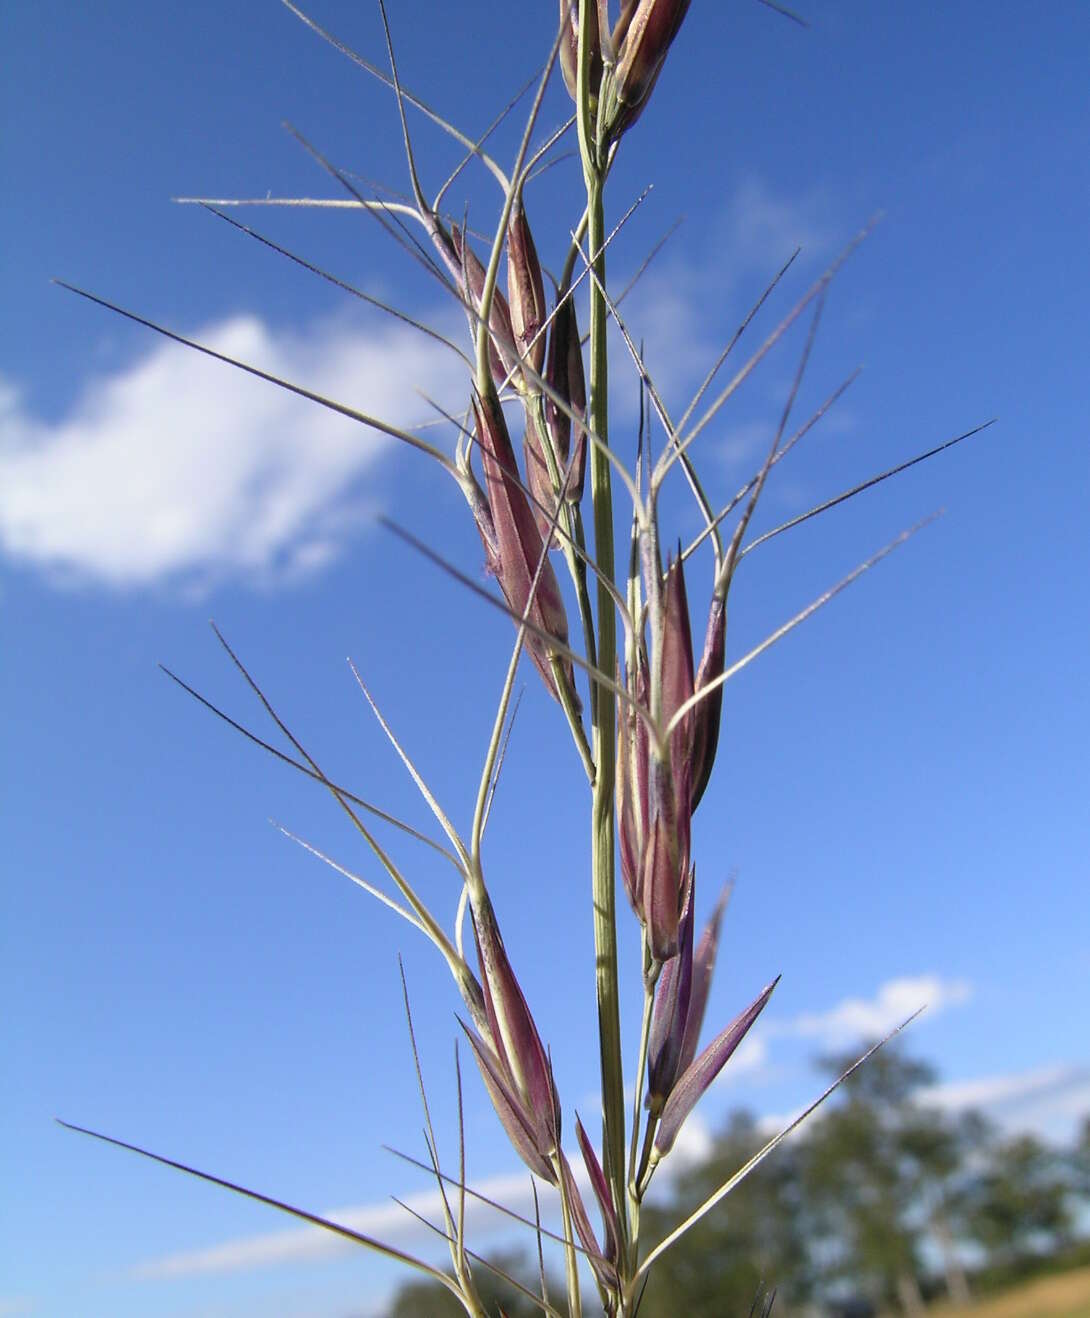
[626,958,658,1274]
[574,0,628,1278]
[580,120,627,1285]
[634,1112,660,1201]
[553,1154,583,1318]
[551,652,595,780]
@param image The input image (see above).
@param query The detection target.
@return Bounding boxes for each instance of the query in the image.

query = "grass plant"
[57,3,993,1313]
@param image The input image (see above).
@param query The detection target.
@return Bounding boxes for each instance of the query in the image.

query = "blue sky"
[3,1,1089,1314]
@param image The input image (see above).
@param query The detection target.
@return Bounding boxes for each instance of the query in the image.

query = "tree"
[802,1047,938,1315]
[638,1110,814,1317]
[897,1108,992,1305]
[961,1132,1074,1276]
[1069,1115,1090,1202]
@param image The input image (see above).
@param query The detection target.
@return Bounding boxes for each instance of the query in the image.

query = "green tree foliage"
[385,1048,1088,1316]
[801,1047,940,1314]
[1070,1115,1090,1199]
[638,1111,814,1317]
[960,1133,1074,1275]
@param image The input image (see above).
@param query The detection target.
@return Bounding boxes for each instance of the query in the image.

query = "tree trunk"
[932,1207,972,1306]
[895,1270,924,1317]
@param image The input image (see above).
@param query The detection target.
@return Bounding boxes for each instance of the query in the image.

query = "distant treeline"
[387,1044,1089,1317]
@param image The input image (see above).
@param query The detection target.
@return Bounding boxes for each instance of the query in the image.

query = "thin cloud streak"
[773,974,973,1046]
[712,976,970,1093]
[757,1061,1090,1145]
[132,1144,663,1284]
[612,176,840,414]
[922,1063,1090,1138]
[129,1168,552,1282]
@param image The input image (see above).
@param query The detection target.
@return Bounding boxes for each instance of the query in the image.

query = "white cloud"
[714,177,837,278]
[665,1110,714,1174]
[715,1032,771,1088]
[922,1064,1077,1112]
[718,419,772,468]
[775,975,973,1047]
[130,1167,557,1281]
[4,181,843,596]
[616,178,840,412]
[921,1063,1090,1142]
[0,310,465,593]
[754,1061,1090,1148]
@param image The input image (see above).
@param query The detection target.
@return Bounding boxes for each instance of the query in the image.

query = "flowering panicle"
[606,0,691,140]
[690,590,727,810]
[58,2,972,1312]
[558,1,602,109]
[461,896,562,1182]
[544,291,588,504]
[559,0,693,148]
[652,975,780,1161]
[563,1117,622,1293]
[451,224,518,389]
[506,194,547,386]
[646,876,746,1116]
[640,552,695,960]
[618,539,731,959]
[525,285,589,543]
[471,390,580,711]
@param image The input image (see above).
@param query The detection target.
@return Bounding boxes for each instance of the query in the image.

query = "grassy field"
[928,1266,1090,1318]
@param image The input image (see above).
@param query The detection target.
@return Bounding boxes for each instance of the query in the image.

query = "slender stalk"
[626,954,659,1272]
[576,0,627,1262]
[553,1152,584,1318]
[634,1111,660,1199]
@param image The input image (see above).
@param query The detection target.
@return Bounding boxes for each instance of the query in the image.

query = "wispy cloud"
[773,975,973,1047]
[711,976,969,1097]
[617,177,841,412]
[134,1130,720,1285]
[758,1061,1090,1147]
[0,311,464,593]
[129,1167,554,1282]
[714,1032,771,1090]
[712,177,838,279]
[922,1063,1090,1138]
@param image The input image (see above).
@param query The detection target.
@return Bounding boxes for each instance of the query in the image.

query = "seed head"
[646,877,732,1110]
[641,552,696,960]
[558,0,602,109]
[506,196,547,385]
[646,875,695,1109]
[462,895,562,1180]
[563,1130,620,1292]
[607,0,691,141]
[617,650,650,914]
[653,975,780,1160]
[543,291,588,504]
[690,590,726,810]
[472,390,580,710]
[452,225,518,389]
